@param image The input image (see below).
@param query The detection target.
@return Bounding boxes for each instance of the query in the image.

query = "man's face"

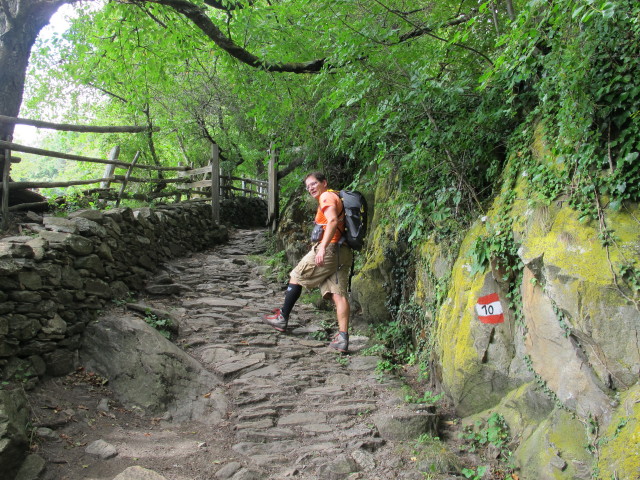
[305,176,326,199]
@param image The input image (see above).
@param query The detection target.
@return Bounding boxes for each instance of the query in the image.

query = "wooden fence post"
[267,144,279,233]
[1,135,11,231]
[100,145,120,188]
[211,143,220,224]
[116,151,140,207]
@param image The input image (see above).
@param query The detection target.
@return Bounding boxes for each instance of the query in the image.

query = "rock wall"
[347,153,640,476]
[0,197,266,384]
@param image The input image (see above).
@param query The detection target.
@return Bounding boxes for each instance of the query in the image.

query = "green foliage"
[249,235,291,284]
[49,191,103,214]
[404,390,443,405]
[370,315,416,373]
[487,0,640,217]
[7,363,35,384]
[461,466,487,480]
[309,319,335,342]
[143,311,172,339]
[334,354,349,366]
[460,413,514,475]
[619,261,640,298]
[16,0,639,227]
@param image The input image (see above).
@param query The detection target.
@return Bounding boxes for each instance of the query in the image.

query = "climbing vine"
[486,0,640,216]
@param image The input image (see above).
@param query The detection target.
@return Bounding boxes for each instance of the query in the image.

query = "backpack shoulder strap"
[327,189,346,237]
[327,189,344,215]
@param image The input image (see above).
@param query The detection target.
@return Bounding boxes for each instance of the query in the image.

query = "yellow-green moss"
[435,220,487,398]
[598,386,640,479]
[515,408,593,479]
[520,205,639,285]
[461,385,593,479]
[463,383,553,440]
[414,236,446,305]
[351,171,400,322]
[531,123,550,161]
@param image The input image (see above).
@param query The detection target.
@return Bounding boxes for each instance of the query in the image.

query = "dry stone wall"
[0,198,265,384]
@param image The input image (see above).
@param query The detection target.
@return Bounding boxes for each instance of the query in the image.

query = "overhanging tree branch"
[371,0,493,65]
[87,83,129,104]
[202,0,252,11]
[277,156,303,180]
[398,16,493,65]
[131,0,327,73]
[398,14,471,42]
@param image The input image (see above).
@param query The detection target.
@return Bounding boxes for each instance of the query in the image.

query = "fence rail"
[0,116,279,231]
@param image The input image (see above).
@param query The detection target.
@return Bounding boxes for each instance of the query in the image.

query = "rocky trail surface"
[26,229,467,480]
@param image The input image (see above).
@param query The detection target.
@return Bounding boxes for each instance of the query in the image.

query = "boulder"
[0,389,29,479]
[80,312,227,423]
[372,410,438,441]
[350,176,396,324]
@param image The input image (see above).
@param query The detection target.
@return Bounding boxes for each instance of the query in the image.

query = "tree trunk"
[505,0,516,21]
[0,0,79,136]
[0,0,80,169]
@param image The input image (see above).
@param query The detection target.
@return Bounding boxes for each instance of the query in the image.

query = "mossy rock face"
[350,174,398,324]
[350,264,391,322]
[520,200,640,395]
[472,383,555,440]
[434,219,526,416]
[431,143,638,421]
[597,385,640,479]
[462,384,595,479]
[513,408,593,480]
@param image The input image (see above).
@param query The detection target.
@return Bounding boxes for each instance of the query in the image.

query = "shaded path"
[30,229,450,480]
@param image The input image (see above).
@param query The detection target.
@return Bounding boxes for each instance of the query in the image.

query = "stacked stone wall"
[0,197,265,384]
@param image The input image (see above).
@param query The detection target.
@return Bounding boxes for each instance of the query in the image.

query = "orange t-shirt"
[315,191,344,244]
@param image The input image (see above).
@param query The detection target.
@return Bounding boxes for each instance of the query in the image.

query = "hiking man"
[263,172,353,352]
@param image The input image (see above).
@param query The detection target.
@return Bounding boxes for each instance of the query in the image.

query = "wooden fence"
[0,116,279,232]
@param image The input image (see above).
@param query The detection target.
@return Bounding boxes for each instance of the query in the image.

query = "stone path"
[32,228,449,480]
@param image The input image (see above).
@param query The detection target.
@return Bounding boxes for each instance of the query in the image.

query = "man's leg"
[333,293,350,333]
[329,293,350,352]
[263,280,302,331]
[281,281,302,319]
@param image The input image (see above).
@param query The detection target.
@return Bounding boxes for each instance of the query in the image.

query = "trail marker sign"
[475,293,505,324]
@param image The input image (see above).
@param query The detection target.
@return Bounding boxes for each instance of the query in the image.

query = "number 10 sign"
[475,293,505,324]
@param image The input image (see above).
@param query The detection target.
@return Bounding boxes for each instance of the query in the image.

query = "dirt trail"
[27,228,468,480]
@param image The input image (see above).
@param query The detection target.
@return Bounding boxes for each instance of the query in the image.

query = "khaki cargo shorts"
[290,243,353,298]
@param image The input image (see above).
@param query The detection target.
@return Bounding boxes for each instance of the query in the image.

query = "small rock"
[25,211,43,223]
[35,427,58,441]
[372,411,438,441]
[351,449,376,470]
[97,398,110,412]
[112,466,167,479]
[326,373,352,385]
[85,439,118,459]
[550,454,567,471]
[347,356,379,371]
[316,454,360,480]
[280,467,300,477]
[230,468,263,480]
[15,454,46,480]
[215,461,242,479]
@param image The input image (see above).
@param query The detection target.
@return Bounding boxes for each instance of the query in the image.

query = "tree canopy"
[3,0,639,239]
